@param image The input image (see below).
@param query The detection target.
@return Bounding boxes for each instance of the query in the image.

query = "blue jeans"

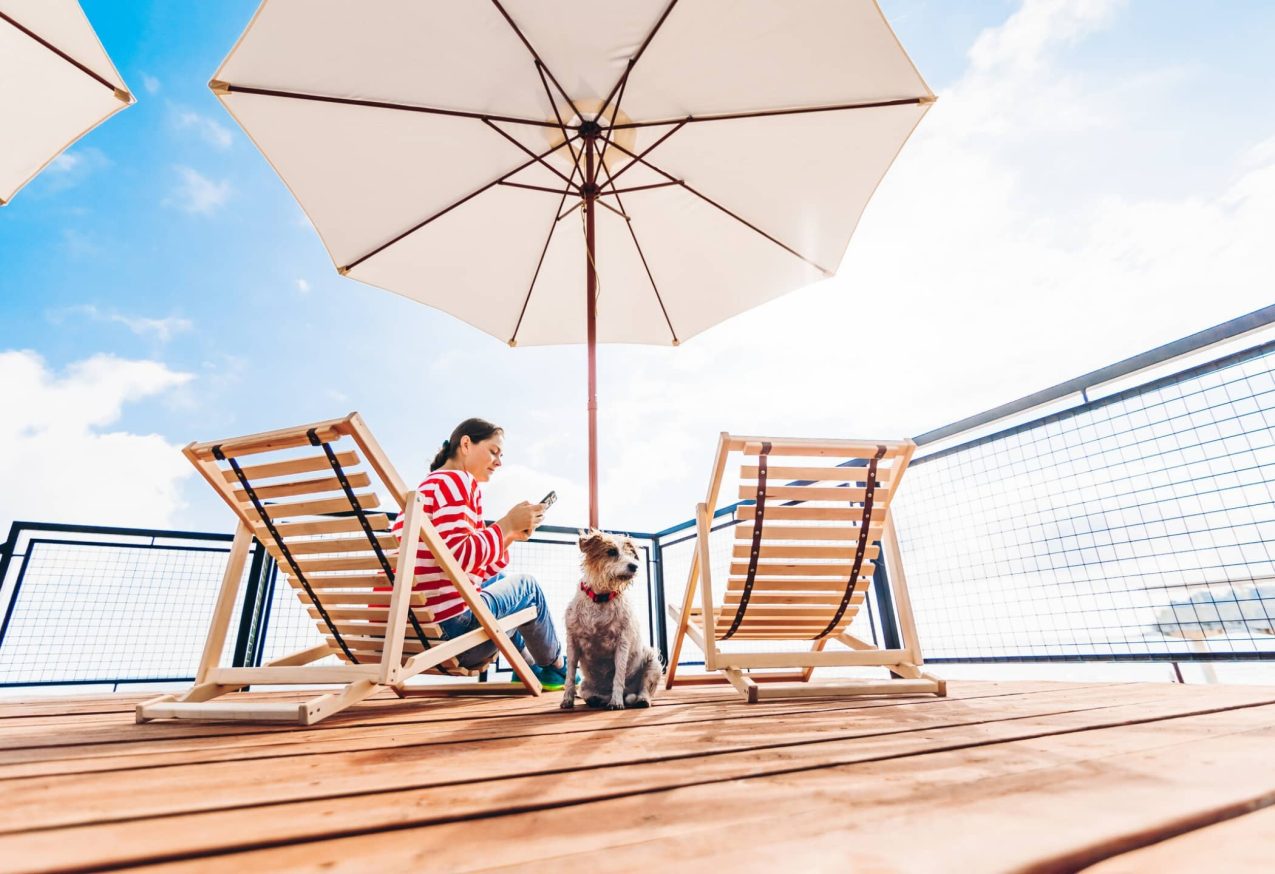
[438,573,563,670]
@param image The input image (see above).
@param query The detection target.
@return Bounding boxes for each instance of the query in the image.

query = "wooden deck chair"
[664,434,944,703]
[137,413,541,726]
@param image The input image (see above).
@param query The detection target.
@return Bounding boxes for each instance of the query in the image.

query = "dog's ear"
[578,528,604,551]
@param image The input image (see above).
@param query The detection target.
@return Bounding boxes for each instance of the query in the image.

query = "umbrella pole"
[585,135,599,529]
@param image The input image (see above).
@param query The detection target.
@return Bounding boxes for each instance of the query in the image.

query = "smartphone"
[540,490,557,510]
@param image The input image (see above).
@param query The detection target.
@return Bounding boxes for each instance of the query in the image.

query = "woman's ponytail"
[429,418,503,471]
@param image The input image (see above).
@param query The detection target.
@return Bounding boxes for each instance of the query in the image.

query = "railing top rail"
[912,303,1275,449]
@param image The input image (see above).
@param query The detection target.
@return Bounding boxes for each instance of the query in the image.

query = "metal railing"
[2,306,1272,690]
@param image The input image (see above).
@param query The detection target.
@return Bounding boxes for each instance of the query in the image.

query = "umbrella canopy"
[0,0,133,206]
[210,0,933,524]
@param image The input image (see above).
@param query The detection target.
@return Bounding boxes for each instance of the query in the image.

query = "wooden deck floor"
[1,680,1274,873]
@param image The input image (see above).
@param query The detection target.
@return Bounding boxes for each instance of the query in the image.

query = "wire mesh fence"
[893,339,1275,662]
[0,524,270,688]
[4,332,1273,690]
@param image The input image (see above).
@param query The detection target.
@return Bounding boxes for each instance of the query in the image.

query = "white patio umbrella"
[0,0,133,206]
[209,0,933,526]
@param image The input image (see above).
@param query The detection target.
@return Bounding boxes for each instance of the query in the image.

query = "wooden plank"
[205,667,378,685]
[1084,805,1275,873]
[750,678,939,700]
[734,525,881,542]
[305,607,441,628]
[220,450,361,484]
[257,515,391,538]
[3,685,1268,869]
[737,505,886,523]
[0,683,1198,826]
[406,705,1275,874]
[741,438,909,457]
[192,522,253,685]
[293,552,399,574]
[186,416,350,459]
[724,577,869,592]
[740,484,890,503]
[294,591,426,606]
[288,574,388,589]
[741,464,891,482]
[233,472,369,502]
[280,532,397,555]
[731,544,860,560]
[257,492,380,520]
[727,560,874,577]
[0,683,1113,764]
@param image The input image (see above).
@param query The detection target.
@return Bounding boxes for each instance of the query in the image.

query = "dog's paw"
[559,697,575,710]
[628,697,651,708]
[606,699,625,711]
[585,696,609,709]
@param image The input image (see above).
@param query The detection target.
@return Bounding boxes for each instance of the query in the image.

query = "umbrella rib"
[597,0,681,120]
[483,118,577,189]
[498,181,576,195]
[0,10,127,100]
[610,96,932,129]
[489,0,583,121]
[595,63,632,171]
[605,118,689,187]
[342,135,579,273]
[604,181,681,196]
[210,83,558,128]
[535,62,583,171]
[601,135,833,276]
[510,164,584,346]
[596,160,680,345]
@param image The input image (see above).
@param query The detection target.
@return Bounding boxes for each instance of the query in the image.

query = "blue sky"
[1,0,1272,534]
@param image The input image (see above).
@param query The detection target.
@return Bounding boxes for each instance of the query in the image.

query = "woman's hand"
[497,501,545,545]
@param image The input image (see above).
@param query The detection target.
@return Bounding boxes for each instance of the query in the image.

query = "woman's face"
[461,432,504,482]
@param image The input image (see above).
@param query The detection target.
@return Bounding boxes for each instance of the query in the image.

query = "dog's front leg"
[608,639,631,710]
[560,639,578,710]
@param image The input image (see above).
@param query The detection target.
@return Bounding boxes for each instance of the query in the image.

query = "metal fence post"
[231,540,268,667]
[871,545,902,651]
[650,536,669,665]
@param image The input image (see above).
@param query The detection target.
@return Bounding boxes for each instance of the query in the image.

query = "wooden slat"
[710,604,860,618]
[283,573,387,589]
[284,533,398,555]
[737,505,886,523]
[220,450,361,483]
[741,484,890,503]
[252,492,381,519]
[741,464,895,482]
[187,416,350,459]
[295,591,426,606]
[735,524,884,542]
[293,552,398,574]
[233,472,370,501]
[725,578,871,592]
[728,559,875,577]
[742,439,908,458]
[731,544,860,560]
[720,593,852,606]
[257,515,390,538]
[307,607,441,628]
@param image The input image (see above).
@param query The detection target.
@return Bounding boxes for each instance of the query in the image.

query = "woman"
[391,418,572,689]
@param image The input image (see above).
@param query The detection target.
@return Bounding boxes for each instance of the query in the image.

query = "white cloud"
[170,104,233,149]
[0,351,195,531]
[53,305,193,343]
[295,278,312,294]
[141,73,161,95]
[166,166,231,215]
[37,147,111,193]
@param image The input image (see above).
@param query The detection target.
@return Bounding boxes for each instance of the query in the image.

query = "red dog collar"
[581,581,618,603]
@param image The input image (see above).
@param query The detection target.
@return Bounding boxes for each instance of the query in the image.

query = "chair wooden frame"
[137,413,541,726]
[664,433,944,703]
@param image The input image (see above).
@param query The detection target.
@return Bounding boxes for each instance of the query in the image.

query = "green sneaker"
[512,664,579,691]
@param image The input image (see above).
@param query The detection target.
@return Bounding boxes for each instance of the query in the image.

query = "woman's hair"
[430,417,503,471]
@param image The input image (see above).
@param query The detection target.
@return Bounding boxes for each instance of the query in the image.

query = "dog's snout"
[626,562,639,574]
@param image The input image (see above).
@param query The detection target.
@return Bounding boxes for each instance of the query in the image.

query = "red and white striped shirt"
[390,469,508,623]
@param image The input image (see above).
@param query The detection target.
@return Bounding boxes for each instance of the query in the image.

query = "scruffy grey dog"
[561,530,663,710]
